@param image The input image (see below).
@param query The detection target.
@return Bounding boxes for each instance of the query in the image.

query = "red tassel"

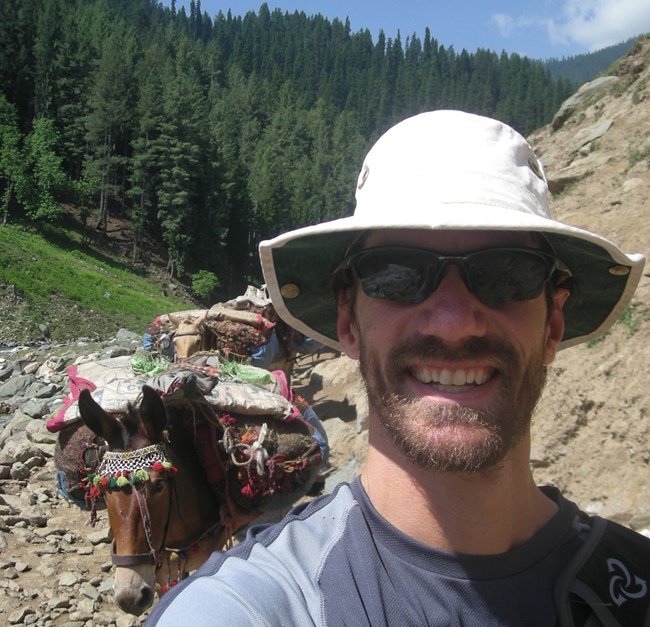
[220,414,237,426]
[152,461,164,472]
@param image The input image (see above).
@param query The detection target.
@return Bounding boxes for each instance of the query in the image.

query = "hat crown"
[355,110,550,223]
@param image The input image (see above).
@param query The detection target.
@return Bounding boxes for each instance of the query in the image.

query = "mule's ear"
[78,389,124,446]
[139,385,168,439]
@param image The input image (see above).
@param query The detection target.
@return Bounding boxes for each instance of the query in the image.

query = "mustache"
[386,335,521,373]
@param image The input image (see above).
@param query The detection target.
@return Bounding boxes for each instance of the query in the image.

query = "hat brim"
[259,205,645,352]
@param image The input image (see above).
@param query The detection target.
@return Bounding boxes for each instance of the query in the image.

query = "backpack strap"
[554,513,650,627]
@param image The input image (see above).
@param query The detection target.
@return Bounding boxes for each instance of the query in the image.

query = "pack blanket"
[46,356,147,433]
[147,297,277,362]
[53,354,327,515]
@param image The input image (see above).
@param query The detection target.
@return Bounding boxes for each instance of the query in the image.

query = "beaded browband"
[91,443,177,489]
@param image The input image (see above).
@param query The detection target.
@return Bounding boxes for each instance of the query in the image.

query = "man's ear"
[544,288,570,364]
[337,298,361,360]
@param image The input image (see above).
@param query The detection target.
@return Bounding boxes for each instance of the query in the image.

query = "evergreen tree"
[209,66,270,289]
[128,43,170,265]
[84,20,138,232]
[0,95,22,224]
[248,84,309,240]
[0,0,39,128]
[19,116,66,222]
[155,34,211,277]
[51,3,97,179]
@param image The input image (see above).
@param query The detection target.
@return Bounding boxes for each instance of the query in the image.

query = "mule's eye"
[151,479,166,494]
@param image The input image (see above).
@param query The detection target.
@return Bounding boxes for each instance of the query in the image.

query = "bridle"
[110,476,176,568]
[95,443,226,571]
[92,442,180,568]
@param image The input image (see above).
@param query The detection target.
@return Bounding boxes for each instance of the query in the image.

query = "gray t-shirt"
[146,479,582,626]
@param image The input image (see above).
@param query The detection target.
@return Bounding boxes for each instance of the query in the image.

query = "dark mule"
[75,382,323,616]
[76,386,252,616]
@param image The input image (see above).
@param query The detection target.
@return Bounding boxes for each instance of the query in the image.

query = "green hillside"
[0,221,194,344]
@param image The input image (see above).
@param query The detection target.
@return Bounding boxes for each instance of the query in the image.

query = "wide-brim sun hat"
[259,110,645,352]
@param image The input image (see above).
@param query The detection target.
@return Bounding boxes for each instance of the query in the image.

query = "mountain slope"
[527,36,650,521]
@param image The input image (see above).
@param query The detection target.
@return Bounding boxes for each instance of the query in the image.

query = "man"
[146,111,649,626]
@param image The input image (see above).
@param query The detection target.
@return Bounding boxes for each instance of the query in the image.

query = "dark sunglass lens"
[469,251,551,306]
[353,251,429,303]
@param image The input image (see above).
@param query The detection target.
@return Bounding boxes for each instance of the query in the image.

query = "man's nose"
[414,265,488,344]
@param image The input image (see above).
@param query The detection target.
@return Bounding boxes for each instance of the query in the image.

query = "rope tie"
[221,423,269,475]
[250,423,269,476]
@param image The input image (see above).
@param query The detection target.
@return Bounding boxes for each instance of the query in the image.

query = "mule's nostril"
[139,587,154,610]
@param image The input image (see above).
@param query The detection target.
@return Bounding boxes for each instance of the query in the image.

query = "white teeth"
[452,370,466,385]
[412,367,490,386]
[440,369,453,385]
[414,370,430,383]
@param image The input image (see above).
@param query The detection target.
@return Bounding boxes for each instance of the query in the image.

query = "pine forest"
[0,0,577,294]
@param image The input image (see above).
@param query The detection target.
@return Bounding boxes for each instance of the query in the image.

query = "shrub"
[191,270,220,300]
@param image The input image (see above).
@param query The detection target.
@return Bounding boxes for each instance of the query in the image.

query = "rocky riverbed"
[0,332,150,626]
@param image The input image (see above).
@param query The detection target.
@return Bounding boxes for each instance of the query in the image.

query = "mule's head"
[171,312,206,358]
[78,386,176,615]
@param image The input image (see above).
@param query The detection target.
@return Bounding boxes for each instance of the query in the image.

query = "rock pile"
[0,331,151,626]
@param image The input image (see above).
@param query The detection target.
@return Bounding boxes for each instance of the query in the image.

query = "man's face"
[337,229,567,473]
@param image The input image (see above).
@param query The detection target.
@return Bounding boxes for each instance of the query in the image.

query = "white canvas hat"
[259,110,645,351]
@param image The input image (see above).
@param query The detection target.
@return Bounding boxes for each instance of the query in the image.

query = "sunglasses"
[341,246,571,308]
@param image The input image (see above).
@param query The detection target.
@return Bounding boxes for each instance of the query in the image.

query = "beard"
[359,334,547,473]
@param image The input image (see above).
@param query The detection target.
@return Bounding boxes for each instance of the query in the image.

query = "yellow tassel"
[116,476,129,487]
[135,469,150,482]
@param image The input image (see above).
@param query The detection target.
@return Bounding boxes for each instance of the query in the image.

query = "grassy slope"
[0,222,195,345]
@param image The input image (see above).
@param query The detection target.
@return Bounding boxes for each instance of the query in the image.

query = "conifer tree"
[0,95,22,224]
[84,20,137,232]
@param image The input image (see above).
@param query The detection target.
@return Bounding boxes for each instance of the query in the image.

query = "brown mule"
[77,386,253,616]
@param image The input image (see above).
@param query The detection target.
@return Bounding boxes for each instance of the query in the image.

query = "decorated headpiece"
[92,443,177,490]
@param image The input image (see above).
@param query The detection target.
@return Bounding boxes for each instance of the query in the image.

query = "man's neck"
[360,442,558,555]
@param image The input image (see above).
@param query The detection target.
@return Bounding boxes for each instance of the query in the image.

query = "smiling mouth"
[410,366,495,388]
